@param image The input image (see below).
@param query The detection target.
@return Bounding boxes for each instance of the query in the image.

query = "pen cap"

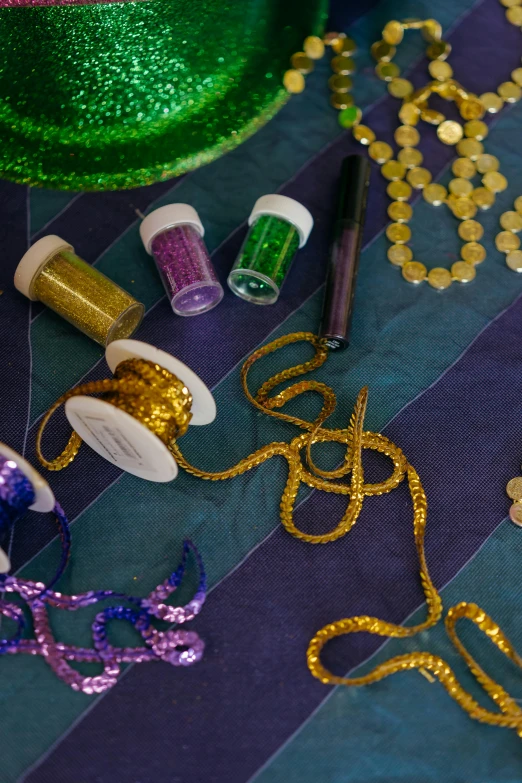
[337,155,371,225]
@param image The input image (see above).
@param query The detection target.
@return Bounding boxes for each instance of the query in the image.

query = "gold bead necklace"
[284,8,522,287]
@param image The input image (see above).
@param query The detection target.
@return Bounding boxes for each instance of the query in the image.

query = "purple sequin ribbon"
[0,455,206,694]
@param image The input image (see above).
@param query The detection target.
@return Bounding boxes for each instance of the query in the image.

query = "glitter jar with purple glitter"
[140,204,223,317]
[227,194,313,305]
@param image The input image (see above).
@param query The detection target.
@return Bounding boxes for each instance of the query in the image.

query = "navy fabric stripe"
[25,265,522,783]
[14,0,517,574]
[0,182,29,453]
[30,178,184,321]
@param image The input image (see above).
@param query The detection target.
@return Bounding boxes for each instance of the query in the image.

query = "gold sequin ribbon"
[36,333,522,732]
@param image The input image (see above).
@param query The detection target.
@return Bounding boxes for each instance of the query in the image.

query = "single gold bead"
[382,20,404,45]
[423,183,447,205]
[428,267,452,290]
[388,78,414,99]
[290,52,315,74]
[452,157,476,179]
[498,81,522,103]
[283,69,305,93]
[458,219,484,242]
[427,41,451,60]
[449,177,474,197]
[506,5,522,25]
[402,261,427,284]
[428,60,453,80]
[394,125,420,147]
[459,98,486,121]
[471,187,495,210]
[371,40,396,62]
[332,56,356,75]
[420,108,445,125]
[451,197,477,220]
[388,244,413,266]
[479,92,504,113]
[476,154,500,174]
[387,201,413,222]
[463,120,488,140]
[386,222,411,243]
[482,171,508,193]
[330,92,354,110]
[461,241,486,264]
[335,37,357,56]
[398,146,423,168]
[407,167,432,189]
[451,261,476,283]
[500,211,522,232]
[456,138,484,160]
[511,67,522,87]
[399,102,421,126]
[387,180,412,201]
[376,62,400,81]
[437,120,463,145]
[328,74,353,93]
[422,18,443,42]
[496,231,521,253]
[515,195,522,215]
[368,140,393,164]
[303,35,325,60]
[352,124,376,145]
[381,160,407,181]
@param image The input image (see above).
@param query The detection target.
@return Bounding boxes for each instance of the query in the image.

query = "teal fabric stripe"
[30,191,79,237]
[252,519,522,783]
[28,0,479,422]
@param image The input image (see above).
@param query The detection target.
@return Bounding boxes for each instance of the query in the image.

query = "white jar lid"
[14,235,73,301]
[248,194,314,248]
[140,204,205,254]
[0,442,55,513]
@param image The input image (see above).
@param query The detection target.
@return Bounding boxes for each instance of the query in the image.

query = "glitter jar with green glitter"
[14,235,145,346]
[228,195,314,305]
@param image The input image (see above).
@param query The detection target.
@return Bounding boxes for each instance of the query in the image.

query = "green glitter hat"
[0,0,327,191]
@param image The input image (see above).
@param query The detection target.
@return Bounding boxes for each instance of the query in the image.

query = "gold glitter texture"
[29,245,144,345]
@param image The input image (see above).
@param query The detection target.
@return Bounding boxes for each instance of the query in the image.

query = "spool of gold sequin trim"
[14,236,145,346]
[37,339,217,482]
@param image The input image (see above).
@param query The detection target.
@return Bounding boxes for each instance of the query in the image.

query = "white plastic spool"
[0,443,55,573]
[64,340,216,482]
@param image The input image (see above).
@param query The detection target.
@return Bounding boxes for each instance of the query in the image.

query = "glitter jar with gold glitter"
[14,235,144,346]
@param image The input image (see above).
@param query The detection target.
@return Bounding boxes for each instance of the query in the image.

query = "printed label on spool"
[65,396,179,482]
[72,412,148,471]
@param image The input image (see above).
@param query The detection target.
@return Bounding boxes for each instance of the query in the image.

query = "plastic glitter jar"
[140,204,223,317]
[14,235,144,346]
[227,194,314,305]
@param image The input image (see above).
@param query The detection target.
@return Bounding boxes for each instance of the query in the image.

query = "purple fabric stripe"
[0,182,29,454]
[26,266,522,783]
[15,0,516,574]
[30,178,184,320]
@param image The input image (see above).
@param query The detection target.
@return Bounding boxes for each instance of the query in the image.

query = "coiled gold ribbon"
[36,332,522,735]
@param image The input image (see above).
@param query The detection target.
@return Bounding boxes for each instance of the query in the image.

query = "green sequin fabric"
[0,0,327,190]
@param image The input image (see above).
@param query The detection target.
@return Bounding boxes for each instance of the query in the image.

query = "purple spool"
[140,204,223,316]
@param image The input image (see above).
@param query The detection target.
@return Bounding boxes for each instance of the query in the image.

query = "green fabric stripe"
[253,519,522,783]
